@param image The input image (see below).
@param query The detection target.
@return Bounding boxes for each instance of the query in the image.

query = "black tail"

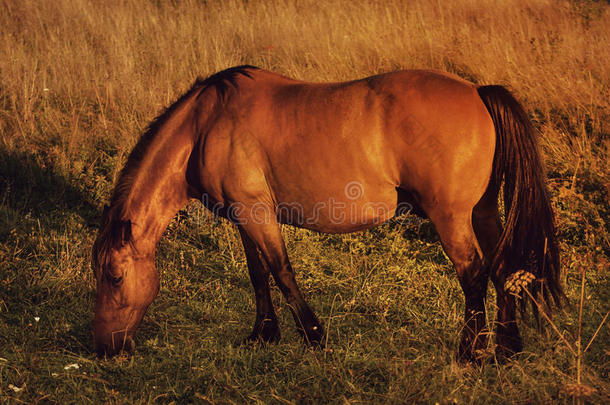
[477,85,563,312]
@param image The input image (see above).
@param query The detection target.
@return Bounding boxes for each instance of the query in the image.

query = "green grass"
[1,0,609,403]
[1,166,608,403]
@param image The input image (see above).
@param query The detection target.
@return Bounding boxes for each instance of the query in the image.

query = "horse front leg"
[238,227,280,343]
[239,219,325,346]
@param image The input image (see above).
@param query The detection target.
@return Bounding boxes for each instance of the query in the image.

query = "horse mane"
[93,65,258,273]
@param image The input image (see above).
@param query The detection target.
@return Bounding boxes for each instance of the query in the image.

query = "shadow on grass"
[0,147,102,356]
[0,148,100,233]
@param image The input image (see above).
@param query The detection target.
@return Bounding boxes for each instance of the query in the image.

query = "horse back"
[195,67,495,230]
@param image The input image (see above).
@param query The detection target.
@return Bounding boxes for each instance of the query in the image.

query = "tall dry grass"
[1,0,608,183]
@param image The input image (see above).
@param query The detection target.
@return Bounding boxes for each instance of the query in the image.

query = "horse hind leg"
[238,227,280,343]
[472,201,523,361]
[429,208,490,363]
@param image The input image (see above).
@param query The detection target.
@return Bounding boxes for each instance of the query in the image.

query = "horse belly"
[276,187,397,233]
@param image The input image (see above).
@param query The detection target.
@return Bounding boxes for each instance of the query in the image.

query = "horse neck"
[119,102,199,257]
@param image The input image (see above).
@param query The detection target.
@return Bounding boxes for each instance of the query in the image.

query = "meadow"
[0,0,608,403]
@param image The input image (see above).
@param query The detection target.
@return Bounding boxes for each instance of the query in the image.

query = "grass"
[0,0,609,403]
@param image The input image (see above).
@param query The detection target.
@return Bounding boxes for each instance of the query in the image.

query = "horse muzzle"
[94,327,136,358]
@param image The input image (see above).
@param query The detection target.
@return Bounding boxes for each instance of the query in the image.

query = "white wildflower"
[64,363,79,371]
[8,384,23,392]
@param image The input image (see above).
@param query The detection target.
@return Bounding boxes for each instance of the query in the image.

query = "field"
[0,0,609,403]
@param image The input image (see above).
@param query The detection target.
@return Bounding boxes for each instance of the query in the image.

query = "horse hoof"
[457,351,479,365]
[457,344,488,366]
[302,325,325,348]
[495,344,522,364]
[494,335,523,363]
[245,322,281,345]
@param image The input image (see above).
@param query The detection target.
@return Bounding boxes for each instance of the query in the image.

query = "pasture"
[0,0,608,403]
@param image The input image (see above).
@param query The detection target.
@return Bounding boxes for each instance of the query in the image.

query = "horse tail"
[477,85,563,314]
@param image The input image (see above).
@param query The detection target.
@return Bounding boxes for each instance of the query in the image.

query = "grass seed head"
[562,383,597,398]
[504,270,536,295]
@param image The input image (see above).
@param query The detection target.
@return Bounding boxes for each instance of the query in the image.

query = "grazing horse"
[92,66,562,362]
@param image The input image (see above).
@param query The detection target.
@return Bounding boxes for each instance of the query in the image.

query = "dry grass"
[0,0,609,403]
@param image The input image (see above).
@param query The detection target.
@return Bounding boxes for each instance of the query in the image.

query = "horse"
[92,65,562,362]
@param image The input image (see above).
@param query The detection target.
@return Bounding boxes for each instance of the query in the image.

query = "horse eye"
[110,275,123,286]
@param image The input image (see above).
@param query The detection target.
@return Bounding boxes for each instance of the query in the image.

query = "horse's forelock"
[93,207,134,277]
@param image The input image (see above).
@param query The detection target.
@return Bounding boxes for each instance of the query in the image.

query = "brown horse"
[92,66,562,362]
